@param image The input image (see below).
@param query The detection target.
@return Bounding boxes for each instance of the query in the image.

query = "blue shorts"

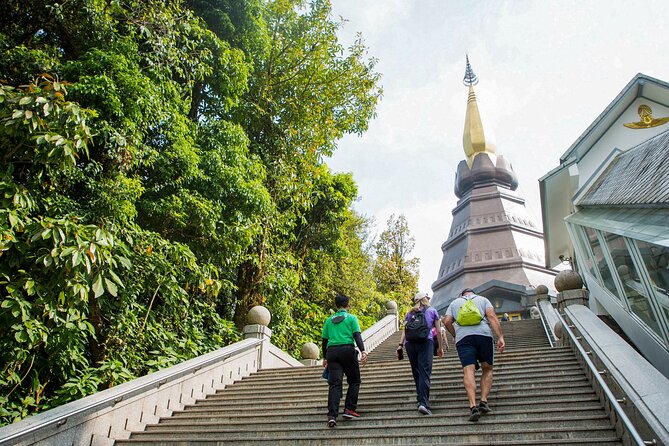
[455,335,494,368]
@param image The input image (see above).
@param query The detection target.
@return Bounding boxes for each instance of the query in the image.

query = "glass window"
[635,240,669,326]
[584,227,621,300]
[572,225,597,279]
[604,232,662,337]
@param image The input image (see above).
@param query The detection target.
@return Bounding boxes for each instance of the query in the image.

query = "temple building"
[430,57,557,316]
[539,73,669,377]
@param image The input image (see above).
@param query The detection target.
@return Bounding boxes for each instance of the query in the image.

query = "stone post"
[554,270,588,311]
[386,300,398,330]
[243,306,272,369]
[300,342,320,366]
[243,305,272,341]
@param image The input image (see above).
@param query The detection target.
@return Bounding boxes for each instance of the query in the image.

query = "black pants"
[406,339,434,408]
[326,344,361,418]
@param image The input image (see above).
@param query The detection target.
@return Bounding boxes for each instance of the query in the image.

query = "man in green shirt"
[322,294,368,428]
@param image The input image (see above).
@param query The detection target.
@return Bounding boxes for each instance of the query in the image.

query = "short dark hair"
[461,288,475,296]
[335,294,350,308]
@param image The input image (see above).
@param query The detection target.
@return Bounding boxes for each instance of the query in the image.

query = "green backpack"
[456,297,483,326]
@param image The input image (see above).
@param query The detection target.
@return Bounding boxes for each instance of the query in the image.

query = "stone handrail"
[563,305,667,446]
[361,313,398,353]
[0,338,268,446]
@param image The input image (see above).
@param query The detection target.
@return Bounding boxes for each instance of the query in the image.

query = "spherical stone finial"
[554,270,584,292]
[536,284,549,295]
[301,342,319,360]
[246,305,271,326]
[386,300,398,311]
[554,321,564,340]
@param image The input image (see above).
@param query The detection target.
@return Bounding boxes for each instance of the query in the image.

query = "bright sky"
[326,0,669,293]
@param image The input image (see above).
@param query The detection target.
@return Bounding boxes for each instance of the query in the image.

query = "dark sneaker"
[327,417,337,428]
[475,361,481,371]
[418,405,432,415]
[478,400,491,414]
[343,408,361,420]
[468,406,481,422]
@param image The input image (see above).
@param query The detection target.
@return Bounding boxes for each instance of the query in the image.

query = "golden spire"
[462,56,496,167]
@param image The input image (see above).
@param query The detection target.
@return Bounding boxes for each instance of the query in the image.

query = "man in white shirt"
[443,288,505,421]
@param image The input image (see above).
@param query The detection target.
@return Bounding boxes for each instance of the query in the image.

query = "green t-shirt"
[322,309,361,348]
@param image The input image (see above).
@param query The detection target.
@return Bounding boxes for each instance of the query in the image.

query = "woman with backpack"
[397,291,443,415]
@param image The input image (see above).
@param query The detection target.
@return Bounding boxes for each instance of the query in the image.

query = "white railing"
[0,338,267,446]
[361,313,398,353]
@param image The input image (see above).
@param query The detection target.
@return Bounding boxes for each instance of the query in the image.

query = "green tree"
[0,0,254,423]
[0,0,384,424]
[373,214,420,305]
[229,0,382,328]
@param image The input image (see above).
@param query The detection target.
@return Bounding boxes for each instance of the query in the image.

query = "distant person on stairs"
[322,294,368,428]
[433,325,450,356]
[443,288,505,422]
[399,291,443,416]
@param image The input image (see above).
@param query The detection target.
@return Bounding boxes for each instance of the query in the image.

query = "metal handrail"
[555,310,650,446]
[536,299,555,348]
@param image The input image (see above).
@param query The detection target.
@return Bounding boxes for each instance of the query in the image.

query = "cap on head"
[461,288,475,296]
[414,291,429,302]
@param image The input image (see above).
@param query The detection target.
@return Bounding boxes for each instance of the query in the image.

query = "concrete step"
[241,354,580,384]
[118,425,621,445]
[184,388,599,412]
[197,380,594,405]
[161,403,607,425]
[117,439,621,446]
[169,397,603,419]
[175,394,603,419]
[138,415,613,437]
[209,368,588,396]
[254,345,571,369]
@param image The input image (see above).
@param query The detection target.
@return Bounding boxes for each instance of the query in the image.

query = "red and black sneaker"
[342,408,361,420]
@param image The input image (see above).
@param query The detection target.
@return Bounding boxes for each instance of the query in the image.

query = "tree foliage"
[0,0,389,424]
[374,214,420,306]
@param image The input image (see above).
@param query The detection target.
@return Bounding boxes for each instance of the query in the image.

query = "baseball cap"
[414,291,430,302]
[461,288,475,296]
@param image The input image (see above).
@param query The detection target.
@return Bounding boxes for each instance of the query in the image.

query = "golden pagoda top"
[462,55,496,167]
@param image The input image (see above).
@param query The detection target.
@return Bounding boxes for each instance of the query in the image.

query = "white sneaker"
[418,405,432,415]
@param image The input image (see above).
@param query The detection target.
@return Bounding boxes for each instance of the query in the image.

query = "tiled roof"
[579,129,669,206]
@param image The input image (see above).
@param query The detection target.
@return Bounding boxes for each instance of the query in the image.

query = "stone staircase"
[115,319,623,445]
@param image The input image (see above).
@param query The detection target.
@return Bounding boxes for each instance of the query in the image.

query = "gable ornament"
[623,104,669,129]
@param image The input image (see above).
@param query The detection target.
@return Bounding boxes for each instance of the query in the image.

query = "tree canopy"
[0,0,419,425]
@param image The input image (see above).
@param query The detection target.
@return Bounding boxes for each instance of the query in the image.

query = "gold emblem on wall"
[623,104,669,129]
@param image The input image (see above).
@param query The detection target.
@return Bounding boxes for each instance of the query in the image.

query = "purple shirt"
[404,306,440,342]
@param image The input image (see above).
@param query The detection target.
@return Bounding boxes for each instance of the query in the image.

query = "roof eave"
[559,73,669,163]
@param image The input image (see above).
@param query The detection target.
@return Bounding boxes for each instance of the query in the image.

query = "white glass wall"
[569,223,669,348]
